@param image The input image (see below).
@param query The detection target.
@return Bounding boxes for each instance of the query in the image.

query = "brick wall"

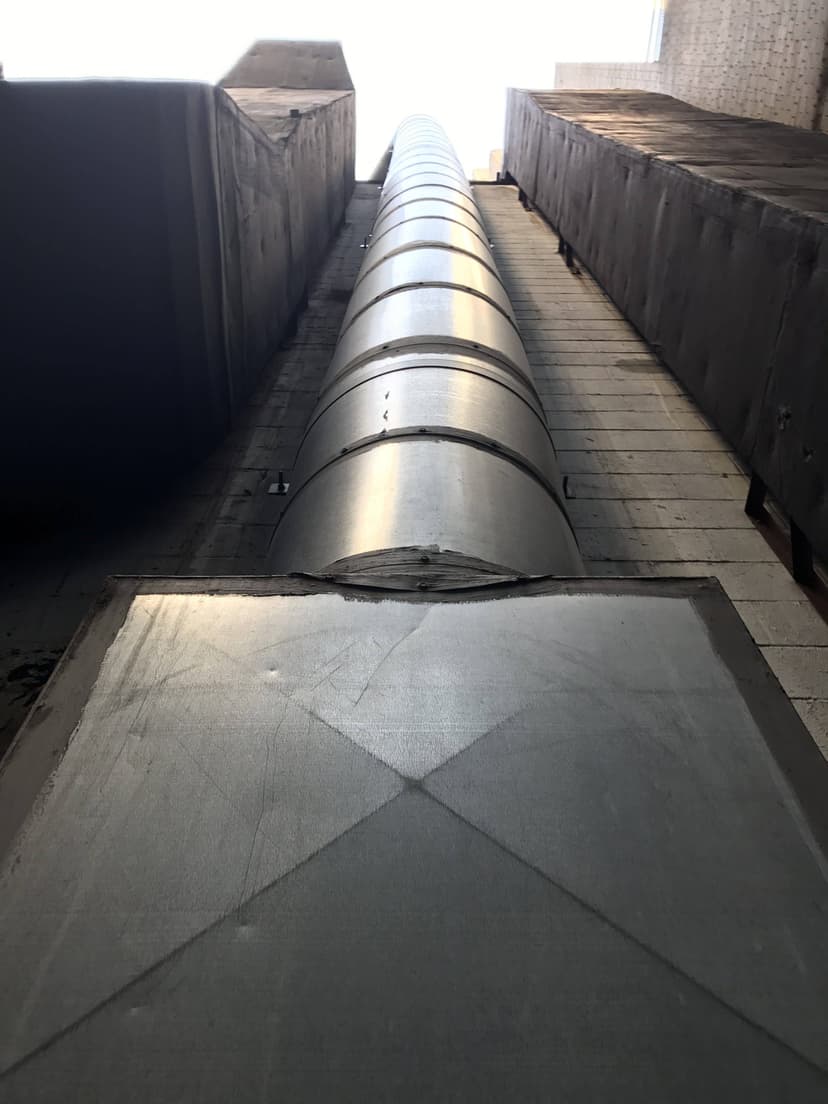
[555,0,828,131]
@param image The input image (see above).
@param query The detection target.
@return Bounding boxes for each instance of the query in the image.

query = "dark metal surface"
[2,575,828,1100]
[0,65,355,510]
[503,88,828,563]
[269,115,581,575]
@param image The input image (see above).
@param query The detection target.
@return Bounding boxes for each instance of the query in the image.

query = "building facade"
[555,0,828,131]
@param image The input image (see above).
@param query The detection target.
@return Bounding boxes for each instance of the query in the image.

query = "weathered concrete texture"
[503,89,828,564]
[555,0,828,133]
[475,184,828,758]
[0,184,380,760]
[1,49,354,507]
[220,39,354,91]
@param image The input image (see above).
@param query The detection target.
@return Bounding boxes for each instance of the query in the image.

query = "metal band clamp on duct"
[269,116,583,577]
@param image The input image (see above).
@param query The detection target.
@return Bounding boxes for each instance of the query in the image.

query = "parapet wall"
[504,89,828,561]
[1,47,354,508]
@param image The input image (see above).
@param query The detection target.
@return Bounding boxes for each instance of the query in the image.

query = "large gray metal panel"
[317,351,543,413]
[359,216,498,275]
[373,185,485,232]
[2,576,828,1099]
[291,368,561,495]
[383,154,463,180]
[328,286,532,381]
[371,198,487,242]
[271,439,578,574]
[344,249,515,330]
[379,172,473,211]
[384,154,466,179]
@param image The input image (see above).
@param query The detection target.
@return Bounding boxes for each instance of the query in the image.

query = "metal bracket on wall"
[745,472,816,586]
[556,234,574,271]
[268,472,290,496]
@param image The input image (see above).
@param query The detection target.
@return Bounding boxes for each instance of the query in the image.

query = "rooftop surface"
[220,39,354,92]
[524,90,828,219]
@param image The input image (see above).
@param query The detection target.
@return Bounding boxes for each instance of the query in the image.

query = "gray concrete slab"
[548,410,708,430]
[558,450,741,475]
[578,527,778,563]
[568,499,755,529]
[735,601,828,647]
[568,473,748,501]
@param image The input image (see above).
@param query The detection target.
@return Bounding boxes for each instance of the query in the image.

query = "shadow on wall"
[0,42,355,515]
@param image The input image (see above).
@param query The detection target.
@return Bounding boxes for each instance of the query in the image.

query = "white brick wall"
[555,0,828,131]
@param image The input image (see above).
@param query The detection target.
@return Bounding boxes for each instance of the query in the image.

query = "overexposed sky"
[2,1,654,175]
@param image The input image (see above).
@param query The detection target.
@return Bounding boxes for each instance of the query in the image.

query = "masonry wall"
[555,0,828,131]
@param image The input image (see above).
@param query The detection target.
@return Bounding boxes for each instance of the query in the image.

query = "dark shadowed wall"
[1,43,354,508]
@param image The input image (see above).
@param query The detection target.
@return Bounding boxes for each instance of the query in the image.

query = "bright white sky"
[2,1,655,176]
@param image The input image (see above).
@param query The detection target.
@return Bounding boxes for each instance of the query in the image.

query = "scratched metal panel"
[292,369,561,499]
[270,439,578,574]
[382,160,468,188]
[343,248,515,330]
[318,351,541,412]
[374,185,484,231]
[371,199,488,243]
[383,154,463,179]
[378,172,472,212]
[327,286,532,382]
[1,578,828,1099]
[359,217,498,275]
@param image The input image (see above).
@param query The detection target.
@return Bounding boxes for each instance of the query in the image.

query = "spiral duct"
[269,116,583,577]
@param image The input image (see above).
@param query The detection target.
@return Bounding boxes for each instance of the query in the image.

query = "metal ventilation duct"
[269,116,583,577]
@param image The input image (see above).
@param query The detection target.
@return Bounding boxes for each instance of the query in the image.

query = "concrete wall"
[555,0,828,131]
[503,89,828,561]
[220,39,354,91]
[215,87,355,407]
[1,45,355,509]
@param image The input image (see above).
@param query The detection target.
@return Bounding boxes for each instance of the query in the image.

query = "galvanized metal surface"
[375,185,485,230]
[272,441,577,575]
[326,286,533,381]
[295,369,557,488]
[318,350,540,407]
[269,116,582,575]
[372,198,488,242]
[2,576,828,1099]
[341,248,515,329]
[358,216,497,275]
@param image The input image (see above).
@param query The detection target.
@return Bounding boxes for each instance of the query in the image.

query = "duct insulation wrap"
[269,116,583,577]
